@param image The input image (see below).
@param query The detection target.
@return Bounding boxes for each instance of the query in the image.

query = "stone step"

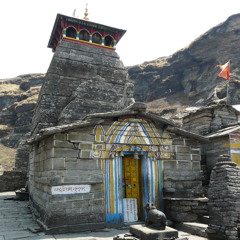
[198,215,210,224]
[174,222,208,238]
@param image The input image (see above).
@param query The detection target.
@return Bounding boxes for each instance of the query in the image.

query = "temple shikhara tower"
[31,12,127,135]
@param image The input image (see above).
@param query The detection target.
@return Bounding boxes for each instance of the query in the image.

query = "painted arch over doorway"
[95,118,172,226]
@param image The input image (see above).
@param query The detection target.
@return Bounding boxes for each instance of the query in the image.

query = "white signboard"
[123,198,138,222]
[51,185,91,195]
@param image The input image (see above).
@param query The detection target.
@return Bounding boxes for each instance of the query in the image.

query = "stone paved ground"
[0,192,208,240]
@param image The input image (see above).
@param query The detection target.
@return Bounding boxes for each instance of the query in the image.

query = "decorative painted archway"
[94,118,172,225]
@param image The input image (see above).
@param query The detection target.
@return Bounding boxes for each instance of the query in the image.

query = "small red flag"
[216,60,230,80]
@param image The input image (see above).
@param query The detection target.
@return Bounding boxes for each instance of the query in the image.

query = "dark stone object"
[15,189,29,201]
[144,203,166,230]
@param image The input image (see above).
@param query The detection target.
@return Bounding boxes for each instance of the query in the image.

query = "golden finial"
[83,3,89,20]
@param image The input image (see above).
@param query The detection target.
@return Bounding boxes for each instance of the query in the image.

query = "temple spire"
[83,3,89,20]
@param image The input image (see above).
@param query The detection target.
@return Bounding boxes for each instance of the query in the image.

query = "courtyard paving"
[0,192,207,240]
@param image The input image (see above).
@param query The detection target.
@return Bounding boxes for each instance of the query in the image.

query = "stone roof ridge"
[166,126,209,143]
[27,119,103,144]
[206,124,240,139]
[27,103,210,144]
[183,104,240,118]
[82,102,176,127]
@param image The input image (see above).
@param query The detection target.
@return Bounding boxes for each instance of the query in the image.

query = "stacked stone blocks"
[207,155,240,240]
[163,136,203,197]
[29,128,104,233]
[32,41,128,135]
[164,198,208,222]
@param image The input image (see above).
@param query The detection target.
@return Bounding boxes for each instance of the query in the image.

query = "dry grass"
[2,86,40,112]
[147,92,190,125]
[0,144,16,171]
[147,92,189,113]
[0,125,9,130]
[0,84,21,95]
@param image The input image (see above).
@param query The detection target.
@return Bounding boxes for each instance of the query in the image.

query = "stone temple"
[28,12,211,234]
[31,13,127,135]
[25,10,240,240]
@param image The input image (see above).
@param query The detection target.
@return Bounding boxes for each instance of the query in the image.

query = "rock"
[0,74,44,171]
[128,13,240,111]
[2,14,240,173]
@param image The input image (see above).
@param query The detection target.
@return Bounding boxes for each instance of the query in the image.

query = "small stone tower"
[31,13,127,135]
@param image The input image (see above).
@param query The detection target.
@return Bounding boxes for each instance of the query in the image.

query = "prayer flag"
[216,61,230,80]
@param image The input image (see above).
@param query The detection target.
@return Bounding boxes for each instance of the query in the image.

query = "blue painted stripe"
[119,156,123,214]
[115,122,130,143]
[114,156,118,213]
[147,157,151,203]
[143,152,148,205]
[106,159,110,213]
[106,213,124,225]
[140,123,153,144]
[158,160,164,211]
[150,157,155,203]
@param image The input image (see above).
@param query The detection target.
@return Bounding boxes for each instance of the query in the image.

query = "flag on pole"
[216,60,230,80]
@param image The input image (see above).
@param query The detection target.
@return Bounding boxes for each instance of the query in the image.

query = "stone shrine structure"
[182,104,240,180]
[207,155,240,240]
[26,11,240,238]
[28,103,207,234]
[31,13,127,135]
[27,11,211,234]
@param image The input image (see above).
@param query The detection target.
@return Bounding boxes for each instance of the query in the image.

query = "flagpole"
[226,81,229,105]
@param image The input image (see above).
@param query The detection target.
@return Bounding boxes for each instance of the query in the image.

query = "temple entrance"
[122,155,142,220]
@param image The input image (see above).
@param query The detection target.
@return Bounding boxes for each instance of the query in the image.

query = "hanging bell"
[140,149,144,155]
[133,151,139,159]
[120,150,124,157]
[111,152,115,158]
[115,152,119,157]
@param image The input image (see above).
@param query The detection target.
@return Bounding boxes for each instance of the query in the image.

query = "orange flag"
[216,60,230,80]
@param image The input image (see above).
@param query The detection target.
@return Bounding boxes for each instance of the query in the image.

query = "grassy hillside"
[0,143,16,173]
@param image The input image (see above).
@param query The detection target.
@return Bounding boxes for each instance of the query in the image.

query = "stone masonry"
[28,106,207,233]
[31,40,128,135]
[164,198,208,223]
[207,155,240,240]
[163,136,204,198]
[29,125,105,234]
[182,105,239,135]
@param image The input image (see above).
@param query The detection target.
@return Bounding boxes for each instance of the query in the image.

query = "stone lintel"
[129,224,178,240]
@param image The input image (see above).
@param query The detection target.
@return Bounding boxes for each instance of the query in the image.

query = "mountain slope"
[0,74,44,171]
[1,14,240,170]
[128,13,240,114]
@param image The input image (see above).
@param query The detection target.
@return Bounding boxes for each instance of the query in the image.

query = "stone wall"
[203,136,230,177]
[0,170,27,192]
[164,197,208,222]
[29,128,105,234]
[182,109,212,135]
[163,136,203,198]
[31,40,128,135]
[29,114,205,233]
[207,155,240,240]
[182,105,238,135]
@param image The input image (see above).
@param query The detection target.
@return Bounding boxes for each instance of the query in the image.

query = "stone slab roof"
[206,124,240,139]
[28,103,208,144]
[182,104,240,119]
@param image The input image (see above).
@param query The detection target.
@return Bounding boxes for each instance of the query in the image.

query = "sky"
[1,0,240,79]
